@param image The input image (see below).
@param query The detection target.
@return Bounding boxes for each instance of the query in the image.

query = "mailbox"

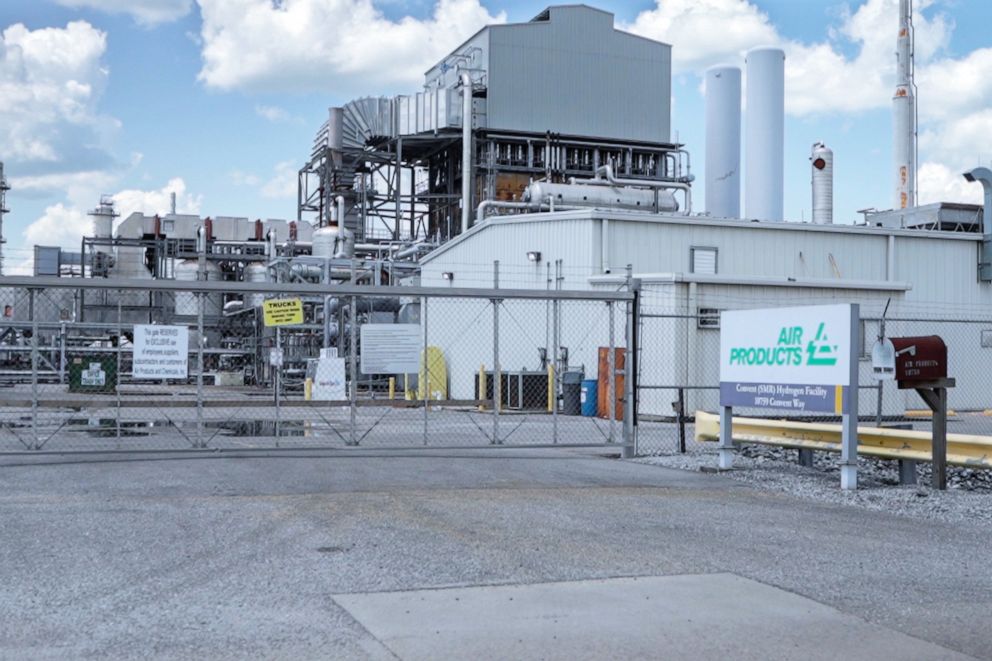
[890,336,947,385]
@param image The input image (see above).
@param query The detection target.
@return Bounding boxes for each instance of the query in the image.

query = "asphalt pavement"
[1,448,988,659]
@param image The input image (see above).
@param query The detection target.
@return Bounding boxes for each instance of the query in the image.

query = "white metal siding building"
[420,209,992,416]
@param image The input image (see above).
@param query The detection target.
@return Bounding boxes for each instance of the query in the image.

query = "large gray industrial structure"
[297,5,686,242]
[10,3,992,428]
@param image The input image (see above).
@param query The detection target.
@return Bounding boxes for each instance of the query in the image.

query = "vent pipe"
[705,65,741,218]
[963,167,992,281]
[893,0,917,209]
[810,142,833,224]
[460,72,473,235]
[328,107,344,169]
[744,47,785,222]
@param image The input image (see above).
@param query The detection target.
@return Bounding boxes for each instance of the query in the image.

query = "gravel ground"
[637,442,992,527]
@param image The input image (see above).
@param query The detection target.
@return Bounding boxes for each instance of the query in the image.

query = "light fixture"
[442,271,454,281]
[527,251,542,263]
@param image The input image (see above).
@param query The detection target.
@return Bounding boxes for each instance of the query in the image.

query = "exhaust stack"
[893,0,916,210]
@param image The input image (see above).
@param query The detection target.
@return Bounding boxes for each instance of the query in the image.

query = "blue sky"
[1,0,991,272]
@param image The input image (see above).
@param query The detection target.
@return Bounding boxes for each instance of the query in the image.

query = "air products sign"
[719,304,855,413]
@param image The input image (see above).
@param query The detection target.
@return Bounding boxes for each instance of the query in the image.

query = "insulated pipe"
[587,165,692,214]
[334,195,346,227]
[476,200,532,224]
[266,230,277,260]
[475,199,580,224]
[963,167,992,281]
[460,72,473,235]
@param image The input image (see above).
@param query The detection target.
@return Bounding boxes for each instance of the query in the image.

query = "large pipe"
[744,47,785,221]
[893,0,916,209]
[476,200,533,224]
[963,167,992,281]
[705,65,741,218]
[334,195,346,226]
[588,164,692,214]
[460,72,473,235]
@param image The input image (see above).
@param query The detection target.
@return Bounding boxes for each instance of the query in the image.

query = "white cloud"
[625,0,950,116]
[229,170,261,187]
[626,0,992,207]
[197,0,505,92]
[21,178,201,254]
[0,21,114,173]
[918,161,984,206]
[261,161,297,199]
[22,203,91,251]
[113,177,201,218]
[625,0,777,74]
[255,104,292,123]
[54,0,193,26]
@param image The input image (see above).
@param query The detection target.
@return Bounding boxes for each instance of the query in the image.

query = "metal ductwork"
[963,166,992,281]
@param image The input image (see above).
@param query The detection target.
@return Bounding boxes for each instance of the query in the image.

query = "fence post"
[116,299,123,442]
[349,293,357,446]
[29,288,39,450]
[422,295,428,446]
[197,291,205,448]
[551,281,559,444]
[608,300,616,443]
[492,260,501,445]
[622,268,638,458]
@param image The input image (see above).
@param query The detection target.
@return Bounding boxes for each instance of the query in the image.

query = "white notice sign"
[360,324,421,374]
[132,325,189,379]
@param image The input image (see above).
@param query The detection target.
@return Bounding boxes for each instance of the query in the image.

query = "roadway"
[0,448,988,659]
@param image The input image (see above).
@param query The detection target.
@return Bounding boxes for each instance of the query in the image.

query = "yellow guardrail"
[695,411,992,469]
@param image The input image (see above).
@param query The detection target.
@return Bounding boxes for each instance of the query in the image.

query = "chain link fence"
[0,277,634,454]
[633,283,992,455]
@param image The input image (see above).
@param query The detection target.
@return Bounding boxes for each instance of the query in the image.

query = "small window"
[698,307,721,329]
[691,247,718,275]
[982,330,992,348]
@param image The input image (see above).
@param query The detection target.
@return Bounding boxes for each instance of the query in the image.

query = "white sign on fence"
[312,358,346,400]
[719,304,855,413]
[132,325,189,379]
[360,324,421,374]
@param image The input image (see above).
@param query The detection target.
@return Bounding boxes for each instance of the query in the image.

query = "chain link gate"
[0,276,634,455]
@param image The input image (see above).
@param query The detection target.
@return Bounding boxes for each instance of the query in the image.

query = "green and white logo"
[728,321,838,368]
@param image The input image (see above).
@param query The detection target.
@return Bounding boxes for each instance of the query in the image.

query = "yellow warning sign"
[262,298,304,327]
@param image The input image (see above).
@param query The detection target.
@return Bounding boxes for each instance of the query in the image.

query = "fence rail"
[0,275,635,455]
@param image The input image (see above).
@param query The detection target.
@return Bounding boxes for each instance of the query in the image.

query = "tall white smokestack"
[745,47,785,222]
[893,0,916,209]
[705,65,742,218]
[810,142,833,224]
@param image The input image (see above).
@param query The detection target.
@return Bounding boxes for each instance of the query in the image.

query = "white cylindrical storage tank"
[174,259,223,316]
[744,47,785,222]
[312,225,355,260]
[705,65,742,218]
[810,142,833,224]
[245,262,268,308]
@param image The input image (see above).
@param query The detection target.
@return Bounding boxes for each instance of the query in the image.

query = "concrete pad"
[335,573,973,661]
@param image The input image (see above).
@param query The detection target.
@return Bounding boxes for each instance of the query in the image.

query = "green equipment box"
[68,355,118,393]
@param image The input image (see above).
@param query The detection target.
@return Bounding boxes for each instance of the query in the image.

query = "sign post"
[718,304,860,489]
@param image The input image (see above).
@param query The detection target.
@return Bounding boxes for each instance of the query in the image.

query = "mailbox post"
[890,336,954,490]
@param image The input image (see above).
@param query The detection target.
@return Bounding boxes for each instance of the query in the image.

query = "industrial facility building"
[10,3,992,424]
